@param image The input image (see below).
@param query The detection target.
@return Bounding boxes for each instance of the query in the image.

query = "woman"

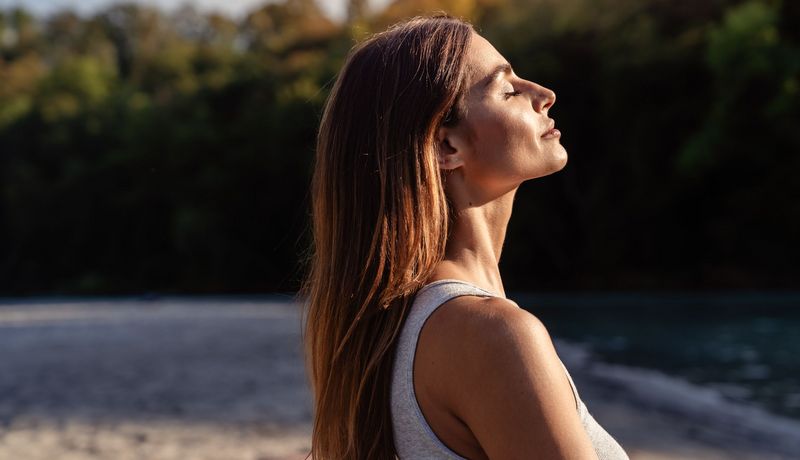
[302,14,629,460]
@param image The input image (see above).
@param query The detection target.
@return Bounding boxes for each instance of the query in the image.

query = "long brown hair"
[301,15,473,460]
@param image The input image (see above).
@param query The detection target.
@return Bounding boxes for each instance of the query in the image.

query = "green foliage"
[678,1,783,173]
[707,1,779,77]
[37,55,117,120]
[0,0,797,294]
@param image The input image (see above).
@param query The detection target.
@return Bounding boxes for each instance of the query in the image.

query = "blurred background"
[0,0,798,459]
[1,0,798,295]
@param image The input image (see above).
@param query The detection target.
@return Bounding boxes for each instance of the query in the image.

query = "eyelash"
[504,90,522,99]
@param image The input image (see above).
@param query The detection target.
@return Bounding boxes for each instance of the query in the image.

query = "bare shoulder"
[426,295,536,337]
[423,296,598,459]
[425,295,549,364]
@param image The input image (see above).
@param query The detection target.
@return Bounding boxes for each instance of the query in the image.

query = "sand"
[0,297,798,459]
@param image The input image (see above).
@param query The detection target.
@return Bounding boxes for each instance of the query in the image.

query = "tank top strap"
[391,278,629,460]
[391,279,501,459]
[409,279,582,415]
[407,279,502,325]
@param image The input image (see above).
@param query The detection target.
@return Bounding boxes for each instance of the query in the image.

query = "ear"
[436,126,470,171]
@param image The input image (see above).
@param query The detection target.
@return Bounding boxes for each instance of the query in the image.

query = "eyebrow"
[482,63,513,88]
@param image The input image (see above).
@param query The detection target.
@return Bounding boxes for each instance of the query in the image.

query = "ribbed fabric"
[390,279,629,459]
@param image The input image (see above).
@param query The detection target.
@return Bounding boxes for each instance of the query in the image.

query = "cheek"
[472,107,540,157]
[514,109,540,147]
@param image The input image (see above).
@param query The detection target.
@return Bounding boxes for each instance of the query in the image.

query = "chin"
[552,143,568,168]
[523,146,569,181]
[556,151,568,170]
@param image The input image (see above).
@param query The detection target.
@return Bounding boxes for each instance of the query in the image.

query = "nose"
[539,87,556,112]
[525,81,556,113]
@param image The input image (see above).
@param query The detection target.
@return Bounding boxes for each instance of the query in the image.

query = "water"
[3,293,798,425]
[513,291,800,421]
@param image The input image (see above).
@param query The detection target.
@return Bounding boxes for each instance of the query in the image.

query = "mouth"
[541,119,560,139]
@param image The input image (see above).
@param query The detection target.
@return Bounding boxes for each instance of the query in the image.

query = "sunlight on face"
[455,32,567,195]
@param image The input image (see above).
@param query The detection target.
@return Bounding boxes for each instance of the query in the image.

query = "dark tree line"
[0,0,797,295]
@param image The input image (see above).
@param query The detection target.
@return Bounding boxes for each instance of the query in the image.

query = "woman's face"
[440,31,567,199]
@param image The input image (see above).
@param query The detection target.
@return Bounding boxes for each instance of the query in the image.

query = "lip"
[541,119,560,139]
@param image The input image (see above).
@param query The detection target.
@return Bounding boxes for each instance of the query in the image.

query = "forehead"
[465,32,509,89]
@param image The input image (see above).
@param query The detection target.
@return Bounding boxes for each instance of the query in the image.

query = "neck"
[430,187,517,297]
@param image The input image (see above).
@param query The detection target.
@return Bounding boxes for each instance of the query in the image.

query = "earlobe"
[437,138,461,171]
[437,127,465,171]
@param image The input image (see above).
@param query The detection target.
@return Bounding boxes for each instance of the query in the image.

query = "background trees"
[0,0,797,294]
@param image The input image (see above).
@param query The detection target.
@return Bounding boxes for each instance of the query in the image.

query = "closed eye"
[504,90,521,99]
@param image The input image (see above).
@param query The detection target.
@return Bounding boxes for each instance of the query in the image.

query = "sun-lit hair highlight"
[299,14,473,460]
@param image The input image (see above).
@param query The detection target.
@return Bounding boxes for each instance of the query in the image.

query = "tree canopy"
[0,0,797,294]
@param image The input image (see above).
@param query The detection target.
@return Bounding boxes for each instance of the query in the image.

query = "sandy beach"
[0,297,798,460]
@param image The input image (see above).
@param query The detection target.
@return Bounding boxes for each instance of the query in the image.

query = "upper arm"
[441,299,598,460]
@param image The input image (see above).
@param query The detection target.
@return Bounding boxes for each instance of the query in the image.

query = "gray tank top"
[390,279,629,459]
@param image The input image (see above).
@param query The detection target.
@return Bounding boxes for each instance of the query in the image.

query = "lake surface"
[2,295,798,459]
[2,292,797,425]
[513,291,800,422]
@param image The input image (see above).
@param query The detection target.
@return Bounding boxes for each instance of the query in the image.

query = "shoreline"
[554,339,800,460]
[0,298,797,459]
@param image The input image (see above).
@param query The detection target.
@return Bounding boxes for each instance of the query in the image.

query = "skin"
[432,31,567,294]
[413,32,599,459]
